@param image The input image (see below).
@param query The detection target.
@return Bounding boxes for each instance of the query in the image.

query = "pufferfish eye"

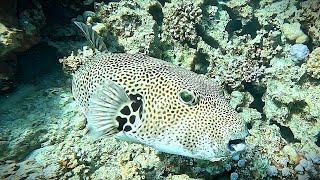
[178,89,199,105]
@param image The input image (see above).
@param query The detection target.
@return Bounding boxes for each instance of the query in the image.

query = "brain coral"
[306,47,320,79]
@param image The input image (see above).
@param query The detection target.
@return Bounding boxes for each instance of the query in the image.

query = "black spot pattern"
[72,53,247,153]
[120,105,131,115]
[124,125,132,132]
[129,115,136,124]
[131,101,142,112]
[116,116,127,131]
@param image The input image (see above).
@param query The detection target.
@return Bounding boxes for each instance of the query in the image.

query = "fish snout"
[227,138,246,153]
[226,123,249,153]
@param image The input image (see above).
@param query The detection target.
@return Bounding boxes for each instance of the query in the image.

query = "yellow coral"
[306,47,320,79]
[281,22,308,44]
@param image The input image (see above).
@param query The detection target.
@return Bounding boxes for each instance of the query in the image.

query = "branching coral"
[306,47,320,79]
[95,1,142,38]
[162,1,202,45]
[233,124,287,179]
[220,0,253,25]
[296,1,320,46]
[209,35,268,89]
[93,1,158,54]
[59,51,82,74]
[222,58,265,89]
[255,0,297,28]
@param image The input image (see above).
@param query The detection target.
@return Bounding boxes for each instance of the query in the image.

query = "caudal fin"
[74,21,107,52]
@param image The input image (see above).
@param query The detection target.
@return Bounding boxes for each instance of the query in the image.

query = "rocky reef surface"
[0,0,319,179]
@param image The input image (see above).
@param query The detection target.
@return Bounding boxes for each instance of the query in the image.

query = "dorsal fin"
[74,21,107,52]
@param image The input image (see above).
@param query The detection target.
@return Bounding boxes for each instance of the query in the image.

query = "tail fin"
[74,21,107,52]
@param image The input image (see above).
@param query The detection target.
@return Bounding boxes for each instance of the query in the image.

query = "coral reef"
[18,0,46,35]
[162,1,202,45]
[94,0,160,54]
[0,0,43,93]
[296,1,320,46]
[208,34,270,90]
[306,47,320,79]
[0,0,47,56]
[0,24,24,58]
[0,0,320,179]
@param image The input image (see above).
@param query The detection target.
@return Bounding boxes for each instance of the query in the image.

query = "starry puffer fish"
[72,22,248,161]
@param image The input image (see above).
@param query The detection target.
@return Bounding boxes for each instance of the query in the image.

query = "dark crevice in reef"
[283,18,290,24]
[157,0,170,6]
[239,17,261,38]
[9,0,97,88]
[270,120,301,143]
[264,21,277,32]
[295,0,303,9]
[300,24,314,50]
[315,132,320,147]
[299,74,320,87]
[220,4,237,19]
[186,42,198,49]
[288,100,308,116]
[220,5,243,39]
[243,83,266,116]
[225,19,242,38]
[41,1,86,25]
[246,122,253,130]
[16,42,60,83]
[192,52,210,74]
[249,0,261,9]
[305,35,314,51]
[148,3,164,26]
[209,170,234,180]
[202,0,219,6]
[196,25,220,48]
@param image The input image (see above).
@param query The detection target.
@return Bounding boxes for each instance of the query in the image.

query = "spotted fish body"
[72,22,248,161]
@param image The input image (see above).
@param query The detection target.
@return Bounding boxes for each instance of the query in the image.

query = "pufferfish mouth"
[227,139,246,152]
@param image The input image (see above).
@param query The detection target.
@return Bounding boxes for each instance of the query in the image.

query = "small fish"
[72,22,248,161]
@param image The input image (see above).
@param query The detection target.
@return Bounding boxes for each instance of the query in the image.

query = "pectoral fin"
[86,80,130,137]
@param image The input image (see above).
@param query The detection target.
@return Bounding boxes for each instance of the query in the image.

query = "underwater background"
[0,0,319,179]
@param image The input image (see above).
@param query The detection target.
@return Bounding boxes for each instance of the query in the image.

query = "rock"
[266,165,278,177]
[230,172,239,180]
